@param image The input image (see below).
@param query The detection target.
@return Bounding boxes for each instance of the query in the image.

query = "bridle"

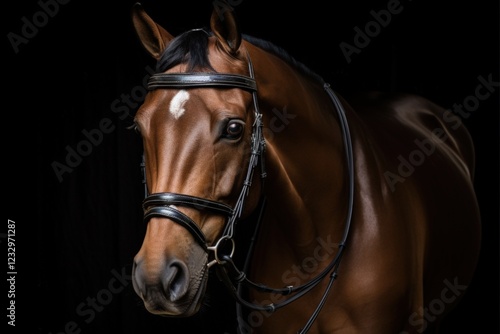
[142,56,266,266]
[140,51,354,334]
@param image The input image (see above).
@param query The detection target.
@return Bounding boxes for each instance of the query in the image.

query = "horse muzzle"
[132,234,209,316]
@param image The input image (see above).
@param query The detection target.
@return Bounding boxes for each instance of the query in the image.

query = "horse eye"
[223,120,245,140]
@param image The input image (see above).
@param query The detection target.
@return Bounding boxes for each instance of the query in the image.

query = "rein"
[225,83,354,334]
[140,54,354,334]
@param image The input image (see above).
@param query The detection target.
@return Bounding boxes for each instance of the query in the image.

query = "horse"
[129,3,481,333]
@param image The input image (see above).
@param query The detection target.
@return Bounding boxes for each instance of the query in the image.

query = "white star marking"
[169,90,190,119]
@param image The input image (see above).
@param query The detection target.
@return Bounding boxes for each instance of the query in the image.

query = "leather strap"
[143,192,234,216]
[143,206,207,249]
[148,73,257,91]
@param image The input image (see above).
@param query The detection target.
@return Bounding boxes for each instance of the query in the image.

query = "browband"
[148,73,257,91]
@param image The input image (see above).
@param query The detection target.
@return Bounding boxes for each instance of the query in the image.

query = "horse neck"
[247,44,349,255]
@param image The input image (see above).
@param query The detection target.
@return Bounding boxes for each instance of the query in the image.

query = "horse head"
[130,3,263,316]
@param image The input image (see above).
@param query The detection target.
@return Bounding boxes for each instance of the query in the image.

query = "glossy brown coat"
[130,4,481,333]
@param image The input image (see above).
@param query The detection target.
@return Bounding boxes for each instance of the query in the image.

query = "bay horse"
[130,3,481,333]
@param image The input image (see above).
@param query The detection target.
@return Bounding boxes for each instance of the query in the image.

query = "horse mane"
[156,29,325,84]
[242,34,325,83]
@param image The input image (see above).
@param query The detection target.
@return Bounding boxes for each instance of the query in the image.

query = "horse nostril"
[162,260,189,302]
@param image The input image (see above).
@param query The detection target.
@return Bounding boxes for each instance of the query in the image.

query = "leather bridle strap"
[148,73,257,91]
[143,193,233,216]
[142,193,235,251]
[143,206,207,249]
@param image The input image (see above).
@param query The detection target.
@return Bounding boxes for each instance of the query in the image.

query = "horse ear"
[131,2,174,60]
[210,7,241,54]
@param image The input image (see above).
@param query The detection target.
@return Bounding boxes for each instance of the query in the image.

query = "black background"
[4,0,499,333]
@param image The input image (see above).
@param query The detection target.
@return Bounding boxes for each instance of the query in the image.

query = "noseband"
[140,52,354,334]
